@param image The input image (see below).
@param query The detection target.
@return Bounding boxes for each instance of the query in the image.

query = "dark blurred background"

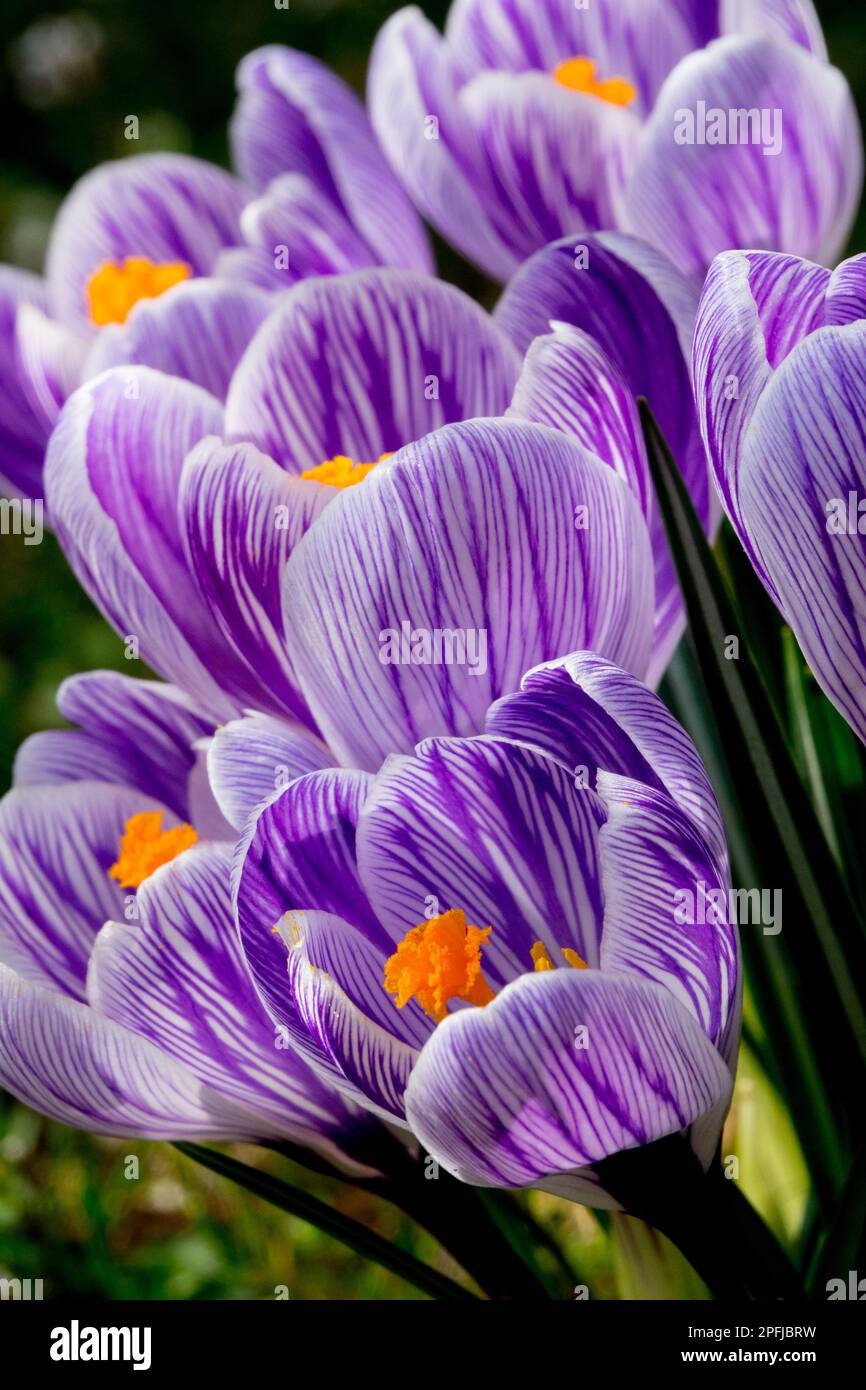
[0,0,860,1300]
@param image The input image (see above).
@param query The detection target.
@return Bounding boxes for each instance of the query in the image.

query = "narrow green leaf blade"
[174,1142,478,1301]
[641,400,866,1190]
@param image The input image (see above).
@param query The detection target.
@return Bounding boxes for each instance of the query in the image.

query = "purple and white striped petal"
[233,768,381,1046]
[693,249,831,605]
[720,0,827,57]
[508,324,651,515]
[230,46,432,273]
[485,652,729,876]
[14,671,213,820]
[45,367,241,721]
[45,154,248,326]
[240,174,375,278]
[14,300,88,436]
[357,735,606,984]
[88,844,380,1169]
[83,280,272,400]
[0,963,231,1139]
[368,8,519,282]
[282,910,425,1120]
[596,773,739,1065]
[404,968,734,1192]
[737,322,866,746]
[495,233,710,551]
[213,245,290,294]
[458,72,640,263]
[178,437,330,722]
[508,323,684,678]
[0,781,166,999]
[0,267,49,497]
[186,742,236,842]
[627,35,862,277]
[281,418,654,770]
[225,269,521,475]
[207,713,334,832]
[824,253,866,327]
[445,0,716,111]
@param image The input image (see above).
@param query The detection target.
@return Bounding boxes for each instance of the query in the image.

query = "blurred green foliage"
[0,0,861,1299]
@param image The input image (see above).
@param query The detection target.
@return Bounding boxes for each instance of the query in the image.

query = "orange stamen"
[108,811,198,890]
[554,56,636,107]
[383,908,495,1023]
[300,453,393,489]
[87,256,191,326]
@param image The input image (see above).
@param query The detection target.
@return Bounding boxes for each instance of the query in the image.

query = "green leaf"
[806,1138,866,1297]
[782,628,866,922]
[641,399,866,1201]
[174,1143,478,1302]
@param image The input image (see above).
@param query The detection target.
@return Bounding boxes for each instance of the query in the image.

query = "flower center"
[86,256,191,326]
[108,811,198,889]
[553,56,636,107]
[300,453,393,489]
[383,909,589,1022]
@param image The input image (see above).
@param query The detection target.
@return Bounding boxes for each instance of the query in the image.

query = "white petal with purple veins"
[281,418,655,769]
[405,968,733,1190]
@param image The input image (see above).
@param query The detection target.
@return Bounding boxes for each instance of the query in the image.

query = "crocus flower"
[0,668,390,1175]
[46,267,661,757]
[693,246,866,747]
[496,231,715,679]
[1,46,431,498]
[368,0,861,283]
[233,652,739,1204]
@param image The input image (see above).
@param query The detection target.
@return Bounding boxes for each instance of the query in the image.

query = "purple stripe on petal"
[233,768,381,1043]
[279,909,430,1050]
[405,968,733,1189]
[281,418,655,770]
[285,911,417,1122]
[738,322,866,747]
[507,322,685,678]
[824,253,866,327]
[357,734,606,982]
[627,35,862,276]
[0,781,168,1000]
[46,154,248,326]
[19,671,215,819]
[458,71,640,262]
[225,268,521,475]
[88,844,379,1169]
[720,0,827,57]
[486,652,729,876]
[240,174,376,277]
[83,280,272,400]
[0,267,49,497]
[495,234,709,551]
[46,368,239,721]
[230,46,432,273]
[14,731,132,792]
[597,773,739,1065]
[693,249,830,605]
[445,0,707,112]
[207,713,335,833]
[0,962,231,1139]
[368,8,519,282]
[179,437,330,722]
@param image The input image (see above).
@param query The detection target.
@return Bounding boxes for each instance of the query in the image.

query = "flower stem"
[597,1135,803,1300]
[174,1142,478,1301]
